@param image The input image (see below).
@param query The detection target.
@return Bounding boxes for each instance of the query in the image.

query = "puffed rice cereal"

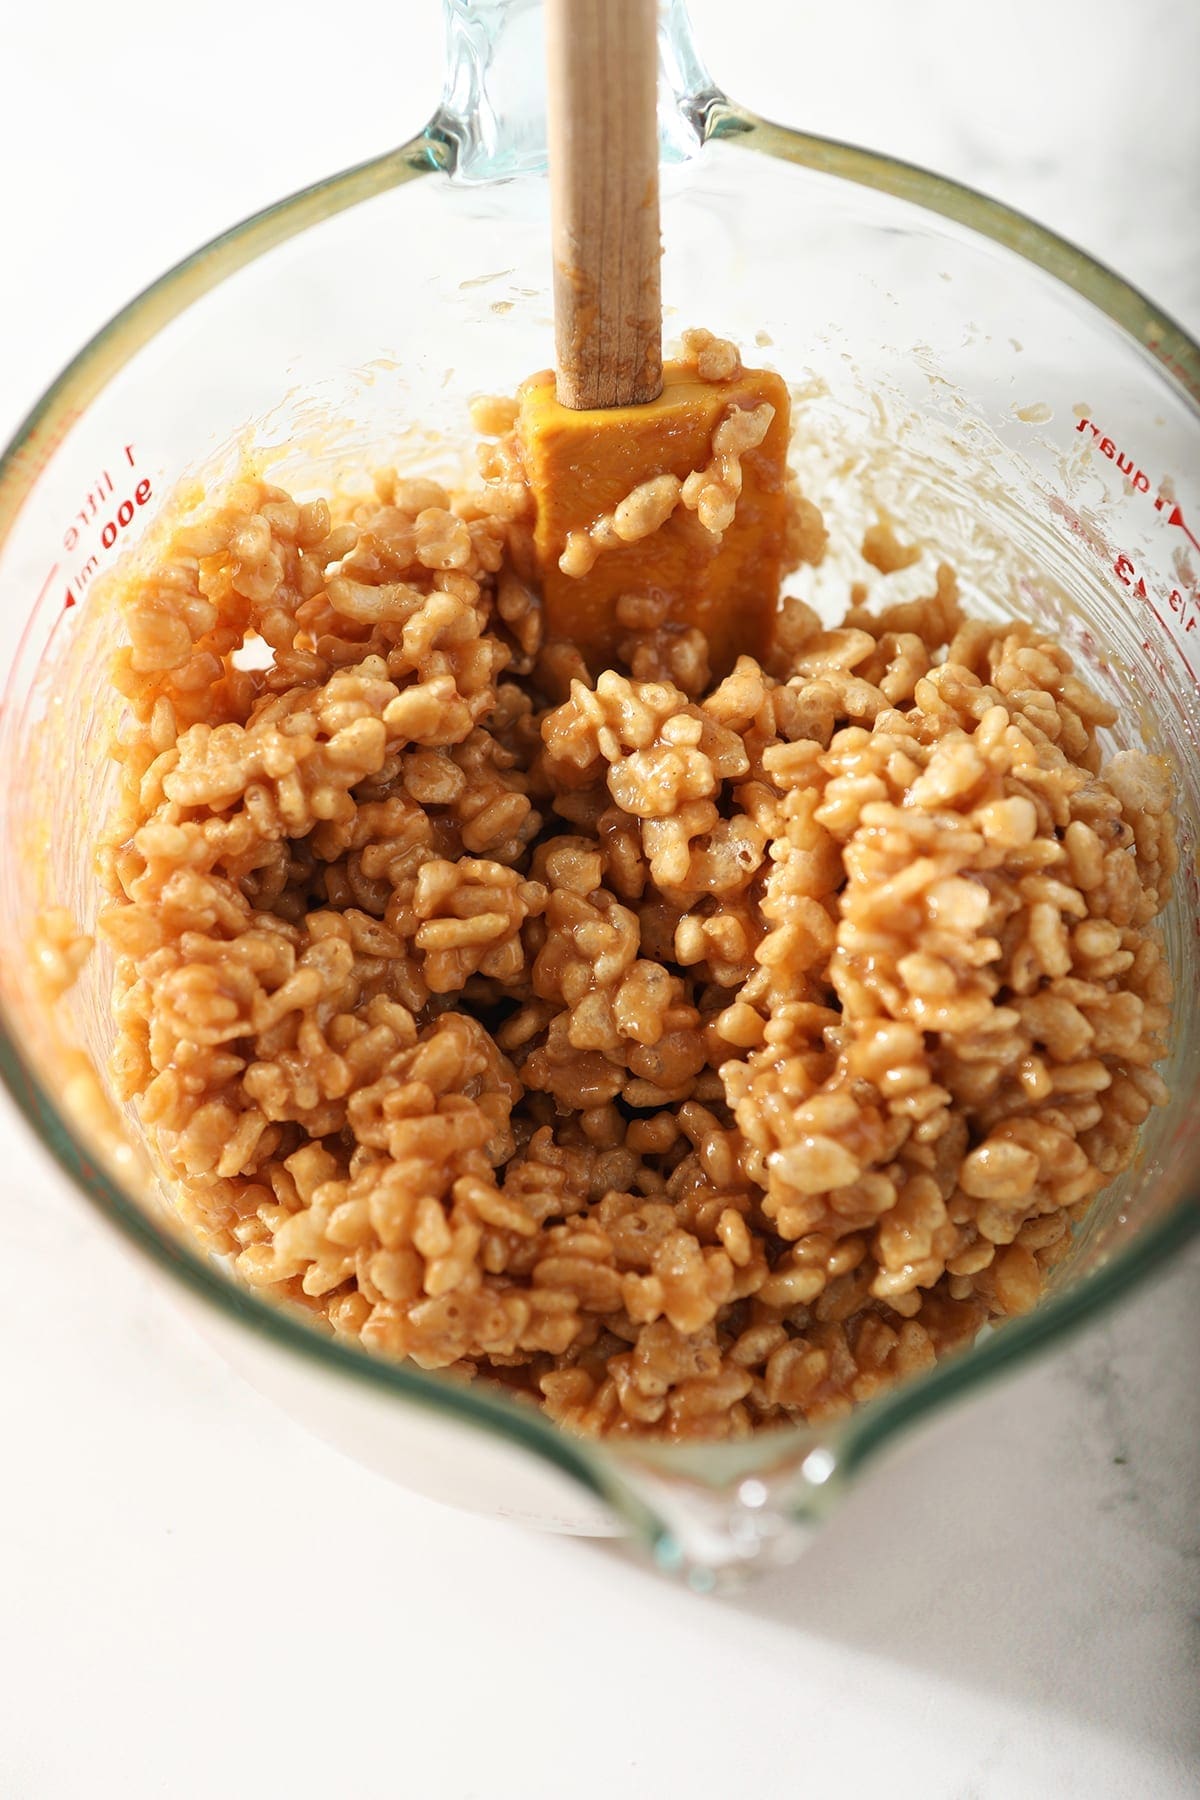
[88,338,1176,1441]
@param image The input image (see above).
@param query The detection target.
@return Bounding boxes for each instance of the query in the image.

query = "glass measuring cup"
[1,0,1197,1583]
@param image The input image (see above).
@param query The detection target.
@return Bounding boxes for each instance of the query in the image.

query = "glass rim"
[1,107,1197,1546]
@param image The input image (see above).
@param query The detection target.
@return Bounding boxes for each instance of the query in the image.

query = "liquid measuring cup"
[0,0,1198,1582]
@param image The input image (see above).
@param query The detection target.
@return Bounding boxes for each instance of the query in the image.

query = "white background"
[1,3,1198,1796]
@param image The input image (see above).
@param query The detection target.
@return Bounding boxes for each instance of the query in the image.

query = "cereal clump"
[96,410,1175,1442]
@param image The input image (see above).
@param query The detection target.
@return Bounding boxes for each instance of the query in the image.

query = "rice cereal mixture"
[91,342,1176,1441]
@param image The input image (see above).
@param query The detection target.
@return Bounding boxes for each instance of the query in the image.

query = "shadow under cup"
[0,118,1198,1578]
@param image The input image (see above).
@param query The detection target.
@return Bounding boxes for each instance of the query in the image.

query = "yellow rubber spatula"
[517,0,792,677]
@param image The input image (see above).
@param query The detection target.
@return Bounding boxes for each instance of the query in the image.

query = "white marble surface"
[1,2,1198,1796]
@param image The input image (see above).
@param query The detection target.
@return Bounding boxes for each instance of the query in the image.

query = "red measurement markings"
[1169,503,1200,556]
[1075,418,1200,551]
[1113,550,1199,686]
[9,446,155,729]
[34,563,61,611]
[1048,498,1200,706]
[3,562,65,721]
[61,446,152,608]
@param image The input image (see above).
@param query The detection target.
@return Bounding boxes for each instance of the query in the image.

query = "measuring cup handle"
[425,0,725,184]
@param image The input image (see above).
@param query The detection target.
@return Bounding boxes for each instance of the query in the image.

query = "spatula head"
[517,362,792,676]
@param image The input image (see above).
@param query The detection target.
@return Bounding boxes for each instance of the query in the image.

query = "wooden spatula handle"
[546,0,663,410]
